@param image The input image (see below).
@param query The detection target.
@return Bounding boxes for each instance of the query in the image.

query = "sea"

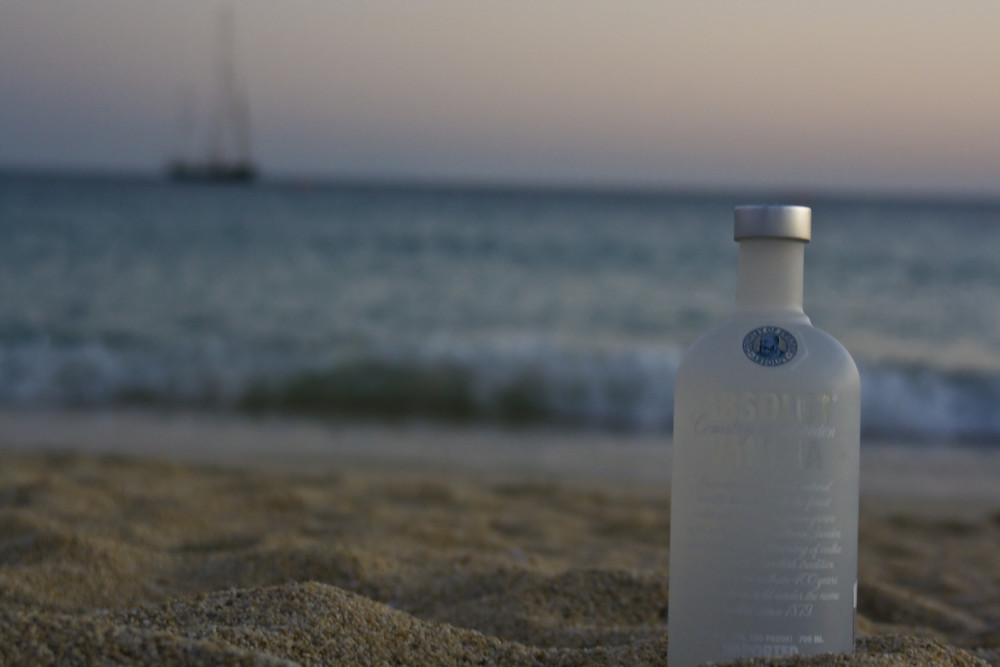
[3,170,1000,445]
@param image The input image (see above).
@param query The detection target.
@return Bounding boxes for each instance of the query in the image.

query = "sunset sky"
[2,1,999,195]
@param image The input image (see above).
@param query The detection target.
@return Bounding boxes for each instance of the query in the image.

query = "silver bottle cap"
[734,205,811,242]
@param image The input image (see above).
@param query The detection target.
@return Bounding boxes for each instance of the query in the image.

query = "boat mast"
[167,6,256,181]
[209,7,253,170]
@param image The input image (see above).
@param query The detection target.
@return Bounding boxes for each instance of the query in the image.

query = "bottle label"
[743,326,798,367]
[670,387,857,662]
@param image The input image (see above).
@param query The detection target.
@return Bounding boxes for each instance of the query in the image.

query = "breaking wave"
[3,337,1000,442]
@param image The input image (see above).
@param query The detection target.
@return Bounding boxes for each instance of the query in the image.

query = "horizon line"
[2,162,999,206]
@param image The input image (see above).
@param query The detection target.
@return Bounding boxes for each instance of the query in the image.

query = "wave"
[2,337,1000,442]
[859,364,1000,442]
[237,343,681,430]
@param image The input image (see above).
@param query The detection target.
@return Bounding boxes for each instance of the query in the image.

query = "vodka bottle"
[668,205,860,666]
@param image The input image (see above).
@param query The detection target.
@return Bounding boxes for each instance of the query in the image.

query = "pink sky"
[2,1,998,194]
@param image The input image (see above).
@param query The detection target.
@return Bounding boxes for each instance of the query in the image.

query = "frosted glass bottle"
[668,205,860,666]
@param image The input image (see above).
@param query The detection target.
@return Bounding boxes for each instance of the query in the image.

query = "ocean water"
[2,171,1000,443]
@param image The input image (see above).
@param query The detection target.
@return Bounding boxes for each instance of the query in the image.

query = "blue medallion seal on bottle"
[742,325,798,367]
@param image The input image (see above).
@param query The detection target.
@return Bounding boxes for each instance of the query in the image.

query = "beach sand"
[1,411,999,665]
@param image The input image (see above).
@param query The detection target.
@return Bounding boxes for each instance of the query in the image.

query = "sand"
[1,411,999,665]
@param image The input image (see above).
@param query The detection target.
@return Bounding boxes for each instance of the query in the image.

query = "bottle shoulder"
[678,314,859,389]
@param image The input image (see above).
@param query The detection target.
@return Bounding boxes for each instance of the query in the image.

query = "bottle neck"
[735,238,806,312]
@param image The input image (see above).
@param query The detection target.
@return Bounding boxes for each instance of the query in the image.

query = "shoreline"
[2,408,1000,499]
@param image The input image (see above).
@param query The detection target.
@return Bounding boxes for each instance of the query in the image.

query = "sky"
[1,1,999,195]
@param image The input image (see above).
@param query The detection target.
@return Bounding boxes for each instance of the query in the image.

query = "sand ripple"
[1,450,997,665]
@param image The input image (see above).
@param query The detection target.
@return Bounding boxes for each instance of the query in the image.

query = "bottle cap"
[734,205,811,242]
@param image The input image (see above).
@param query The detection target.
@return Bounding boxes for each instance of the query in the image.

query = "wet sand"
[1,411,998,665]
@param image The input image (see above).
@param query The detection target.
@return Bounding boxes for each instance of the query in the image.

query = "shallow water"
[3,171,1000,441]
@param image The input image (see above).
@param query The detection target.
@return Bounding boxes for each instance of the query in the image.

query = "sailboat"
[168,9,258,183]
